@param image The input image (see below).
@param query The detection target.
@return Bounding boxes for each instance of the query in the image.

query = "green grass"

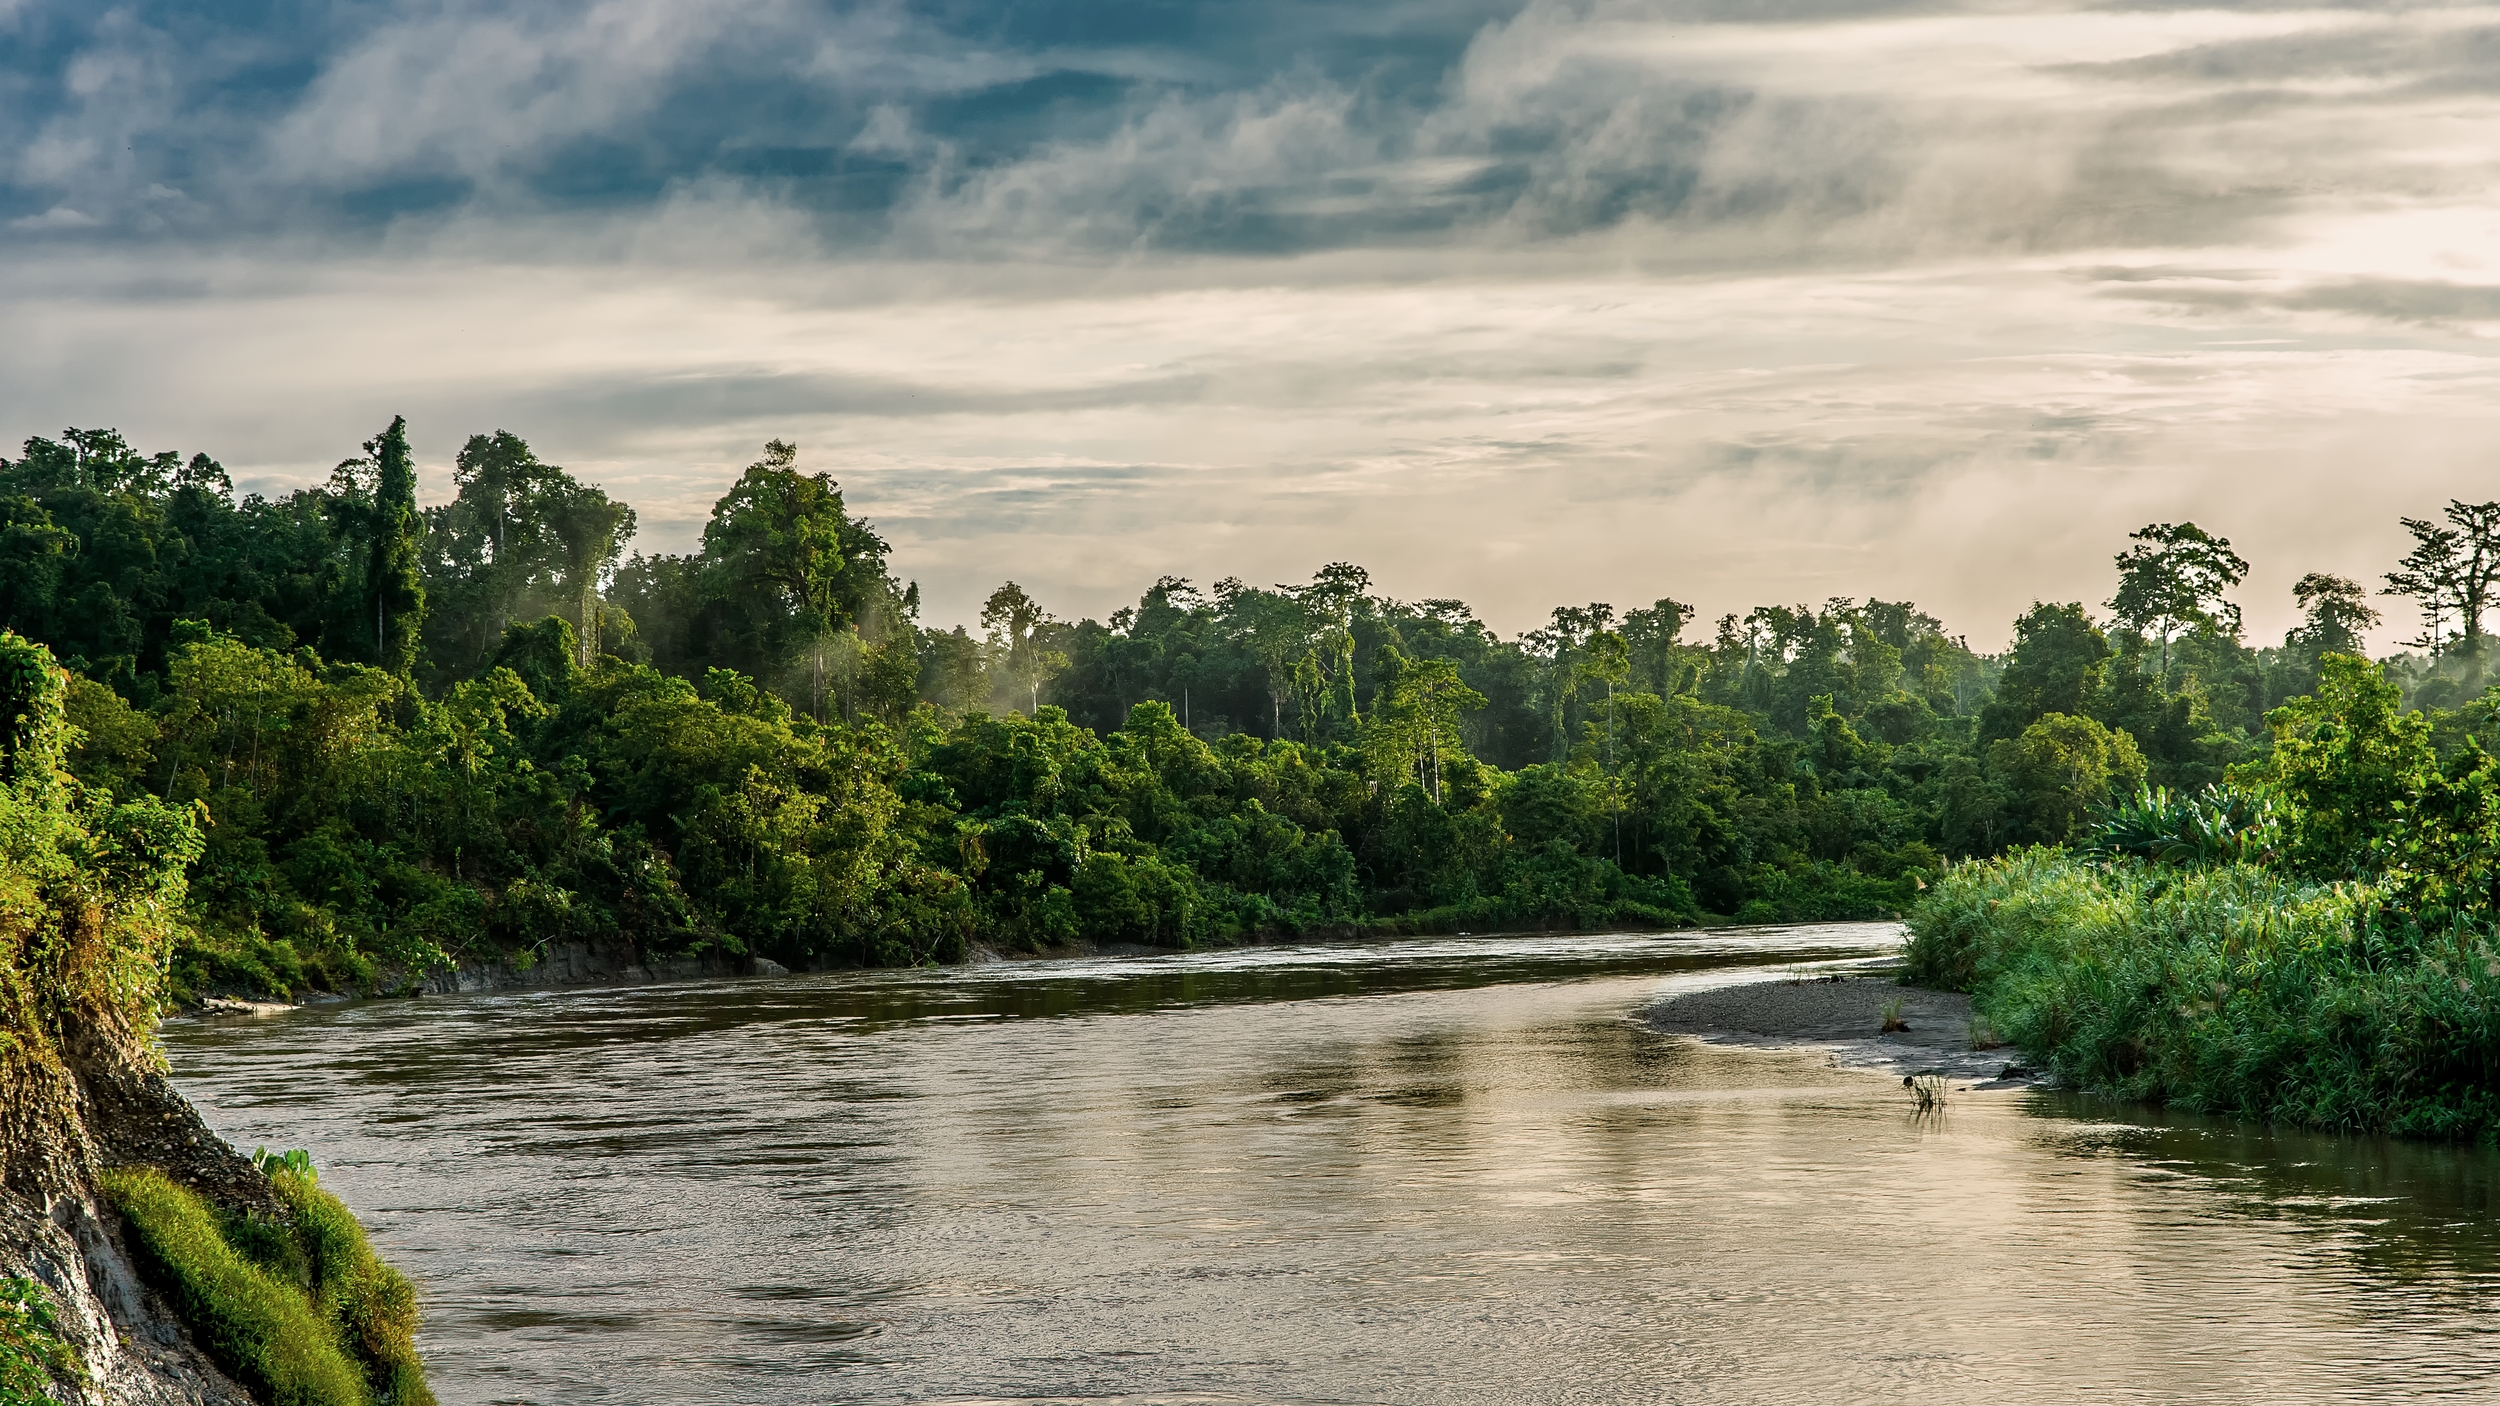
[268,1172,432,1406]
[1905,849,2500,1140]
[104,1167,433,1406]
[104,1168,370,1406]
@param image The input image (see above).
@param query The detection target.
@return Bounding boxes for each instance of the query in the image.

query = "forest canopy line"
[1,418,2487,1001]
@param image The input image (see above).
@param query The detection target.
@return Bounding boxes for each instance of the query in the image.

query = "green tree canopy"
[2108,521,2248,673]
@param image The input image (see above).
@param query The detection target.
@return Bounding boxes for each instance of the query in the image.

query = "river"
[161,925,2500,1404]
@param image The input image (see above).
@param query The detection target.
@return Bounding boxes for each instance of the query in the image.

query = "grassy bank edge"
[1902,848,2500,1141]
[103,1167,431,1406]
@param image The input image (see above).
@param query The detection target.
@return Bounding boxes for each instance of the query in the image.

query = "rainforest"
[6,417,2484,1023]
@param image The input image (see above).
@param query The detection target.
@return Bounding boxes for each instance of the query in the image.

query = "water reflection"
[2034,1097,2500,1307]
[160,925,2500,1405]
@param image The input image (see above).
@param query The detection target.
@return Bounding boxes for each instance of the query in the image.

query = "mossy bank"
[0,631,429,1405]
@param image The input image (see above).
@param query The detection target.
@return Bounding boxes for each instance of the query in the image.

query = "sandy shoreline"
[1646,974,2042,1088]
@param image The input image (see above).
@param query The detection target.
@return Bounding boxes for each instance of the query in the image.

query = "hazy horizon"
[7,0,2496,648]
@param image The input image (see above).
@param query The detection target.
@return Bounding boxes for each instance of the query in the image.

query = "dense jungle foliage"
[0,421,2477,1002]
[1908,644,2500,1139]
[0,623,436,1402]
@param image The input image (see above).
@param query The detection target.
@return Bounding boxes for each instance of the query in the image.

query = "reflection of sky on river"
[165,928,2500,1404]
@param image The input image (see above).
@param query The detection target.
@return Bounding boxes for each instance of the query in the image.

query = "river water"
[161,925,2500,1405]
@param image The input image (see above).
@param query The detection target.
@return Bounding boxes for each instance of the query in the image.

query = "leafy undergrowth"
[104,1166,432,1406]
[1906,849,2500,1140]
[0,1277,84,1406]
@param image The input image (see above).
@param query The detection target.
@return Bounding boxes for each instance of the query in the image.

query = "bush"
[0,1276,83,1406]
[1907,851,2500,1139]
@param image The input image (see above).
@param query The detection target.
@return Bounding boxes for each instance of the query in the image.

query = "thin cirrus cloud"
[2,0,2498,645]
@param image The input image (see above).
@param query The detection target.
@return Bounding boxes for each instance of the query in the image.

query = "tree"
[1363,648,1485,803]
[1977,603,2110,743]
[2286,572,2379,658]
[1525,603,1613,761]
[1583,629,1631,865]
[1987,712,2147,846]
[417,431,577,680]
[917,625,988,711]
[981,582,1066,715]
[700,439,893,709]
[1619,597,1692,695]
[1290,562,1369,740]
[2107,522,2248,675]
[546,483,635,667]
[2265,653,2435,878]
[2383,501,2500,655]
[1217,580,1311,739]
[356,417,426,676]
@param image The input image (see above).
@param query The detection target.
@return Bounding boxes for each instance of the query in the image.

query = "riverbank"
[186,919,1727,1013]
[1646,974,2041,1087]
[0,641,430,1406]
[1906,847,2500,1141]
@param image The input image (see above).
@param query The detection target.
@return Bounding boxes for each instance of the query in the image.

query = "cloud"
[8,0,2500,651]
[10,204,94,230]
[264,0,792,189]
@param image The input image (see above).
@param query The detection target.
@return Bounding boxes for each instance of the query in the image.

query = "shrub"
[1907,851,2500,1140]
[0,1276,83,1406]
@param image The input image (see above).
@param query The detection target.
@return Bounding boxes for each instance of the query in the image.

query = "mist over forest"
[5,418,2484,1002]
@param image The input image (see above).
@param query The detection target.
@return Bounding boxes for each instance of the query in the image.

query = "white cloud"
[266,0,794,186]
[10,205,97,230]
[9,0,2500,653]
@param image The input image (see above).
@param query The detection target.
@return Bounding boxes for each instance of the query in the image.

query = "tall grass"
[104,1168,371,1406]
[1906,849,2500,1140]
[104,1167,434,1406]
[269,1171,433,1406]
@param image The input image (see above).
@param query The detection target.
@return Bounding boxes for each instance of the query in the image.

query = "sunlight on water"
[162,926,2500,1405]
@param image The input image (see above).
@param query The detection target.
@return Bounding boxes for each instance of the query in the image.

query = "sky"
[3,0,2497,649]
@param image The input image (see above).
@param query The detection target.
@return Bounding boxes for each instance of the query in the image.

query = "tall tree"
[360,416,426,675]
[2291,572,2380,658]
[547,484,636,667]
[1364,648,1485,803]
[700,439,893,707]
[1524,603,1613,761]
[1977,602,2110,744]
[1619,597,1691,695]
[2107,521,2248,675]
[1291,562,1369,739]
[2383,501,2500,655]
[1217,581,1311,739]
[981,581,1065,714]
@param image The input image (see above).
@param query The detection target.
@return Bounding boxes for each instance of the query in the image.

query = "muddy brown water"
[161,925,2500,1404]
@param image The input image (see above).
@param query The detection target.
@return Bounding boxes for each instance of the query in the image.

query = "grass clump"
[105,1166,432,1406]
[1902,1073,1949,1111]
[104,1167,369,1406]
[266,1170,432,1406]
